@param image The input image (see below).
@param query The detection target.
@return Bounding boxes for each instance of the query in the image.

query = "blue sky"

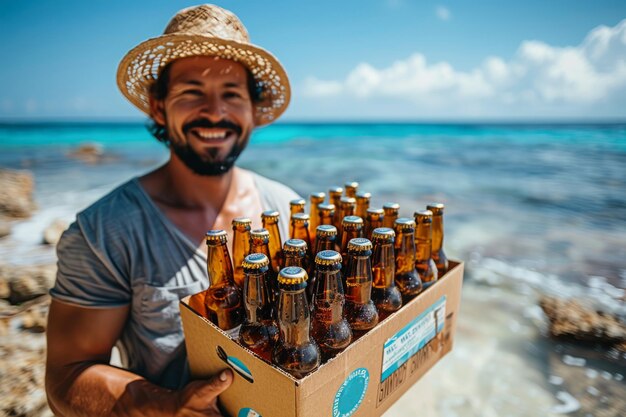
[1,0,625,121]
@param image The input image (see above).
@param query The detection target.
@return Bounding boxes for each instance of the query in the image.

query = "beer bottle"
[329,186,344,232]
[365,208,384,241]
[250,228,277,304]
[290,213,313,267]
[340,215,364,270]
[393,218,423,302]
[272,266,320,378]
[344,238,379,334]
[314,225,338,254]
[261,210,283,275]
[355,191,371,220]
[427,203,449,276]
[344,181,359,198]
[289,198,306,238]
[383,202,400,229]
[311,250,352,361]
[371,228,402,320]
[283,238,309,270]
[232,217,252,290]
[318,203,335,227]
[337,197,357,243]
[309,192,326,242]
[204,230,244,337]
[414,210,438,289]
[239,253,279,361]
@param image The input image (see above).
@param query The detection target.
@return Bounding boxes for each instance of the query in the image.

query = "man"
[45,5,299,416]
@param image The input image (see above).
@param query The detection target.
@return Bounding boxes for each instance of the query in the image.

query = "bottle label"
[224,324,242,339]
[380,296,446,382]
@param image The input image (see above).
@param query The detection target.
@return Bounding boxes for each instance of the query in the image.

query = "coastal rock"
[0,264,56,304]
[0,169,37,218]
[43,219,68,245]
[0,220,10,238]
[68,142,105,164]
[540,296,626,346]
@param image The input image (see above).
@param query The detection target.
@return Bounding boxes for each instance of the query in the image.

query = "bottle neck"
[314,235,336,255]
[415,223,433,262]
[313,266,345,324]
[320,212,333,226]
[356,201,369,219]
[207,243,236,287]
[284,252,306,268]
[395,232,417,274]
[345,253,373,304]
[383,213,398,229]
[292,224,311,245]
[372,242,395,288]
[277,289,311,345]
[262,221,283,273]
[243,269,272,322]
[341,228,363,253]
[431,215,444,251]
[251,240,271,259]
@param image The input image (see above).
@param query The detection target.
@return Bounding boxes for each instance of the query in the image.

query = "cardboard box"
[180,261,464,417]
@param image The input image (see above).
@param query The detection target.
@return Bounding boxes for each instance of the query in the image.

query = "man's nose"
[199,94,226,122]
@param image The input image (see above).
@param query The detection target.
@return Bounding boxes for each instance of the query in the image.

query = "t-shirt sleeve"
[50,221,131,307]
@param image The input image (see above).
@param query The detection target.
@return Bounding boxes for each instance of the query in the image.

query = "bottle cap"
[310,192,326,203]
[383,202,400,212]
[316,224,337,237]
[232,217,252,228]
[394,217,416,232]
[242,253,270,270]
[315,250,342,266]
[291,212,310,224]
[283,238,308,253]
[340,196,357,207]
[329,186,344,197]
[250,228,270,240]
[342,215,364,229]
[371,227,395,242]
[278,266,308,288]
[355,191,371,201]
[344,181,359,190]
[261,210,280,220]
[318,203,335,214]
[366,208,384,219]
[426,203,445,214]
[414,210,433,224]
[205,229,228,245]
[347,237,373,252]
[290,198,306,209]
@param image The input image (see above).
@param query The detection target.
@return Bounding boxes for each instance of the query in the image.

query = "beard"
[166,117,249,176]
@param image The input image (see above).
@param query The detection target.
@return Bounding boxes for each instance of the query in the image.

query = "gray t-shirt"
[50,172,299,389]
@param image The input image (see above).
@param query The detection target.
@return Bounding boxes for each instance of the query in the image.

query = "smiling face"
[150,56,256,176]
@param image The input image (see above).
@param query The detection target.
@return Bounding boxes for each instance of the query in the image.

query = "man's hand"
[175,370,233,416]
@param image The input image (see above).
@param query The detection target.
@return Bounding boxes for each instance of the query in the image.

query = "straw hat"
[117,4,290,126]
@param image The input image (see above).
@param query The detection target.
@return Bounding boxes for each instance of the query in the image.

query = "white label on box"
[381,296,446,381]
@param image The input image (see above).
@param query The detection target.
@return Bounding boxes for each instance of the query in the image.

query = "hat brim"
[116,34,291,126]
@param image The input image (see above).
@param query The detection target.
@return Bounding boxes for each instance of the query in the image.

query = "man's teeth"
[195,130,227,139]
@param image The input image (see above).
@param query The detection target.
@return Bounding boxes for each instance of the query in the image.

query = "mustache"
[182,118,242,135]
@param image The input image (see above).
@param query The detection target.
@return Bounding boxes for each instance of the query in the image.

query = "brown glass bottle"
[393,218,423,302]
[427,203,449,276]
[371,228,402,320]
[290,212,313,266]
[355,191,371,220]
[365,208,384,241]
[344,181,359,198]
[339,216,364,270]
[329,186,344,232]
[261,210,283,275]
[272,266,320,378]
[283,238,309,270]
[289,198,306,238]
[414,210,439,289]
[383,202,400,229]
[337,197,357,244]
[239,253,279,361]
[344,238,379,334]
[311,250,352,361]
[204,230,244,337]
[231,217,252,290]
[318,203,335,227]
[250,228,277,304]
[309,192,326,243]
[310,225,338,302]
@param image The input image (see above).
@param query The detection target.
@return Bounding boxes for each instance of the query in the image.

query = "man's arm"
[45,299,232,417]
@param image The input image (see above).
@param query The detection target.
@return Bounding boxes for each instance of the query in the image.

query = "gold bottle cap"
[347,237,373,252]
[371,227,395,242]
[261,210,280,220]
[290,198,306,208]
[250,228,270,240]
[315,250,342,266]
[329,186,344,197]
[310,192,326,203]
[344,181,359,190]
[278,266,308,285]
[205,229,228,245]
[342,215,364,229]
[242,253,270,270]
[318,203,335,214]
[383,202,400,212]
[232,217,252,228]
[355,191,371,201]
[316,224,337,237]
[394,217,416,232]
[283,238,308,253]
[426,203,445,214]
[414,210,433,224]
[340,196,357,207]
[366,207,384,219]
[291,212,310,224]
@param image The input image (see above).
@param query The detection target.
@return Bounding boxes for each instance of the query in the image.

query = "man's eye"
[224,91,242,99]
[182,90,203,96]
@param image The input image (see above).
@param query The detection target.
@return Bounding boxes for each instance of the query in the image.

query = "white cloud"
[436,6,451,21]
[300,19,626,118]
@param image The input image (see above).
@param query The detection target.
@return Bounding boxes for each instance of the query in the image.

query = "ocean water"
[1,122,625,309]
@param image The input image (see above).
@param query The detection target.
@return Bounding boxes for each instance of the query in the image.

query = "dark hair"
[147,61,264,144]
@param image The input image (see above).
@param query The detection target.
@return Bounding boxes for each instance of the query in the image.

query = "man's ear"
[149,95,166,126]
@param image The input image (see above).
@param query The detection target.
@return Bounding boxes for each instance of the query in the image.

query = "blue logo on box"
[333,368,369,417]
